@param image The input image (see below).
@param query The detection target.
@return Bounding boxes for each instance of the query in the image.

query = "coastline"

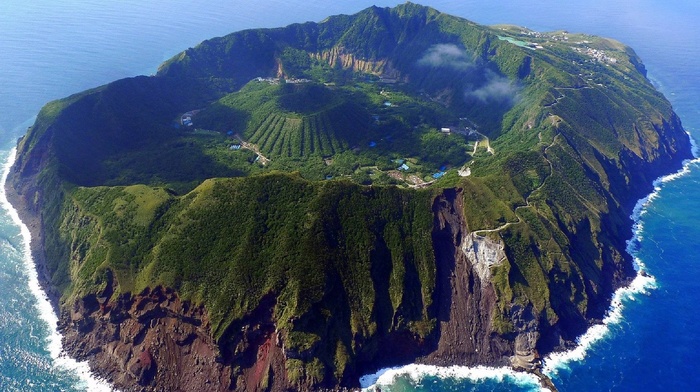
[2,147,61,315]
[4,145,692,391]
[1,147,114,392]
[361,152,700,391]
[5,126,693,391]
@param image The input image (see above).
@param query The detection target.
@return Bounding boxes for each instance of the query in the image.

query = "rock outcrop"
[423,188,511,366]
[61,285,233,391]
[4,3,695,391]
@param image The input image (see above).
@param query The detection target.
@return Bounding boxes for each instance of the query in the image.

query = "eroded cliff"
[5,3,695,391]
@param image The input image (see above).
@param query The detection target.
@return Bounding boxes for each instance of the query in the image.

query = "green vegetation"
[10,2,692,389]
[57,173,436,384]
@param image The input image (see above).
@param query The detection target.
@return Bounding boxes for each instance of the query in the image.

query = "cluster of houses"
[394,158,447,180]
[254,77,311,85]
[572,45,618,64]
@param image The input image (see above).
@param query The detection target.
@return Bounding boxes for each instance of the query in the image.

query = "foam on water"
[689,130,700,157]
[0,148,113,392]
[542,147,700,377]
[360,364,543,391]
[541,263,656,376]
[361,137,700,390]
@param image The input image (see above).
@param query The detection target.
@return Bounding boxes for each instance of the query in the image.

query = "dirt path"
[473,134,560,236]
[484,136,494,155]
[470,131,495,156]
[544,85,591,108]
[235,134,271,165]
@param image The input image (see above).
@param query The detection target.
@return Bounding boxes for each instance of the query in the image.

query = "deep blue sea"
[0,1,698,391]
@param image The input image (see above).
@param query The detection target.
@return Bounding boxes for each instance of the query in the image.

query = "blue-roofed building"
[398,163,410,171]
[432,171,446,179]
[369,141,377,148]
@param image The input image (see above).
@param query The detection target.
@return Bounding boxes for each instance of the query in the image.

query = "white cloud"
[417,44,472,70]
[466,70,520,105]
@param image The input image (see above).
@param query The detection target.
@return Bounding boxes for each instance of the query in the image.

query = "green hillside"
[7,2,693,390]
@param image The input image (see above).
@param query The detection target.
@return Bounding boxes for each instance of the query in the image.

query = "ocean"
[0,1,698,390]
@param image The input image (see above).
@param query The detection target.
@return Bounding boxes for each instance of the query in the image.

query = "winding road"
[473,133,560,236]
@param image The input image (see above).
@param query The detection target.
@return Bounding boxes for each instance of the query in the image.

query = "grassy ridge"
[11,2,693,388]
[57,173,436,383]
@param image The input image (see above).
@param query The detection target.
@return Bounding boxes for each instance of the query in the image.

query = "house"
[398,163,410,171]
[230,144,241,150]
[368,141,377,148]
[441,127,452,134]
[432,171,446,179]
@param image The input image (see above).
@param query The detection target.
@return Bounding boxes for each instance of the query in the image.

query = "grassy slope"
[57,173,436,384]
[11,2,692,387]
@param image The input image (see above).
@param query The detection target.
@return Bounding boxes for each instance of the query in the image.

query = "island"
[6,3,692,391]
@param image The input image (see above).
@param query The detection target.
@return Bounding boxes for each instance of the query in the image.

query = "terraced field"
[245,100,371,157]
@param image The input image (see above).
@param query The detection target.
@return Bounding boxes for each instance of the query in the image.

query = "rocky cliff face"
[6,115,691,391]
[61,283,233,392]
[423,189,512,366]
[50,187,559,391]
[4,3,696,392]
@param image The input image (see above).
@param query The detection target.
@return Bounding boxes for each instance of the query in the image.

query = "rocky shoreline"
[4,151,62,316]
[4,122,692,391]
[3,161,651,391]
[2,4,694,388]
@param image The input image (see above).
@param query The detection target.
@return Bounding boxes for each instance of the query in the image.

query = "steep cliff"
[6,3,693,391]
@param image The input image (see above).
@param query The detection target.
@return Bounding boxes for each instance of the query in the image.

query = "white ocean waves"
[656,133,700,186]
[542,147,700,377]
[688,131,699,158]
[0,148,113,392]
[632,157,700,224]
[360,144,700,391]
[542,264,656,376]
[657,159,700,185]
[360,364,543,391]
